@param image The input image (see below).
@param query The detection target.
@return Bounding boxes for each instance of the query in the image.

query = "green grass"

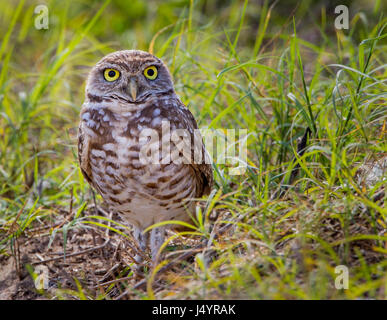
[0,0,386,299]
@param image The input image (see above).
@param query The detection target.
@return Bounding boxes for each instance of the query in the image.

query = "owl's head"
[85,50,174,104]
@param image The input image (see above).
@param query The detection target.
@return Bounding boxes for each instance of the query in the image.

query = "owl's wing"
[77,122,93,185]
[195,152,214,196]
[191,129,214,196]
[177,103,214,197]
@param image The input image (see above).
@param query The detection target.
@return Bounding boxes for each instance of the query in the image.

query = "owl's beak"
[129,78,137,102]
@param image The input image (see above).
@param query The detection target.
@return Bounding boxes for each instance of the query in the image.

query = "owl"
[78,50,213,266]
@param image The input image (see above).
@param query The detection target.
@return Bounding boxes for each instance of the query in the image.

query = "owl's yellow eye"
[103,68,120,82]
[143,66,158,80]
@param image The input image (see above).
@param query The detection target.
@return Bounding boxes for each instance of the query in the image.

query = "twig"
[98,263,121,283]
[114,279,148,299]
[31,239,110,265]
[8,201,28,279]
[69,187,74,217]
[93,275,133,289]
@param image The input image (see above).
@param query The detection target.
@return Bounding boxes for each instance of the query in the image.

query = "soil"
[0,208,145,300]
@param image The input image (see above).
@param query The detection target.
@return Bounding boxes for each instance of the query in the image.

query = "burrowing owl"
[78,50,213,264]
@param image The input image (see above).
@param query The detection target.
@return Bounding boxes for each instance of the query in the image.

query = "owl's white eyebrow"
[101,64,123,71]
[97,60,128,72]
[142,62,162,69]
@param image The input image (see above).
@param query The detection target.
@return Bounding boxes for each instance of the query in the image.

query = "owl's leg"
[150,226,166,265]
[133,226,149,266]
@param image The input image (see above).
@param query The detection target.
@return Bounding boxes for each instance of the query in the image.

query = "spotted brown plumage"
[77,50,213,264]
